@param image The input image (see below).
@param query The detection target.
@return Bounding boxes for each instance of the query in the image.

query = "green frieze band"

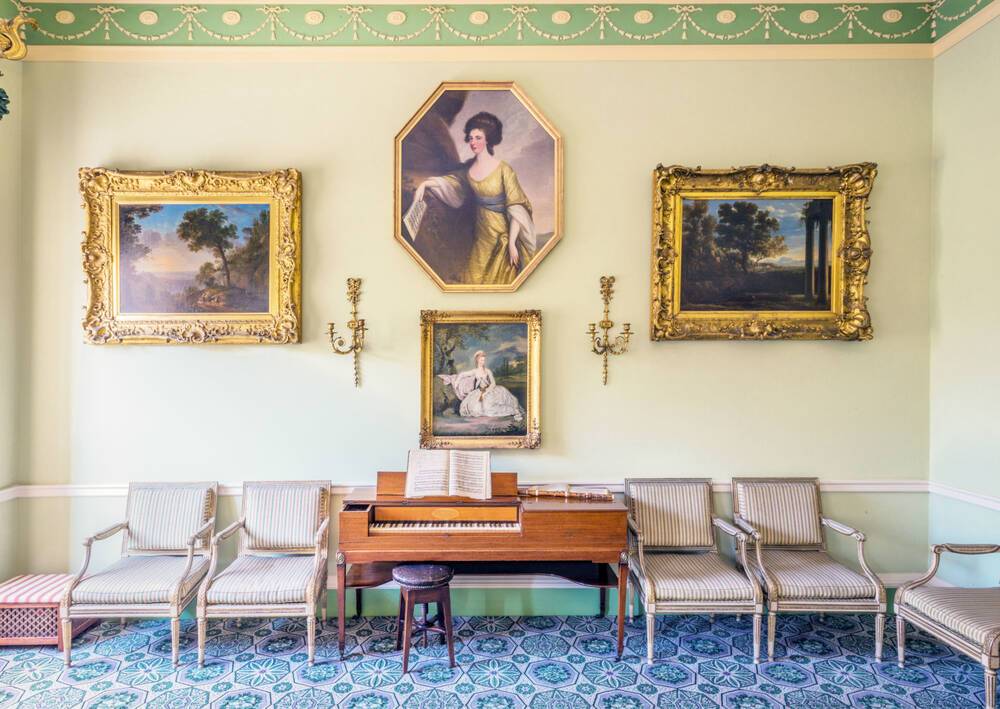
[0,0,992,47]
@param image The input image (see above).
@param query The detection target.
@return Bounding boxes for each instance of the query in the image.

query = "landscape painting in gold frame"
[80,168,302,344]
[650,164,875,341]
[420,310,541,449]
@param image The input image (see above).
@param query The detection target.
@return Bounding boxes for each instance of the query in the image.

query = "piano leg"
[599,588,607,618]
[337,555,347,659]
[355,588,363,619]
[617,554,627,660]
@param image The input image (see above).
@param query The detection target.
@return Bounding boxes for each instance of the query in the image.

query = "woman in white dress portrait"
[438,350,523,421]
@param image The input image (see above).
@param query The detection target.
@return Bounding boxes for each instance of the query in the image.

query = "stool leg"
[441,589,455,668]
[422,603,429,648]
[396,593,405,650]
[985,668,996,709]
[355,588,362,619]
[401,590,415,674]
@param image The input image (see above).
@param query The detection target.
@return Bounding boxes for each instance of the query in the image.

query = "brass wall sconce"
[327,278,367,388]
[588,276,631,385]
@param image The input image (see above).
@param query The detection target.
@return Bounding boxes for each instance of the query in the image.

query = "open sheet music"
[405,450,491,499]
[403,198,427,242]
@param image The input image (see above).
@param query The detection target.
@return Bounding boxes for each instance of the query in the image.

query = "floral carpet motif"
[0,613,995,708]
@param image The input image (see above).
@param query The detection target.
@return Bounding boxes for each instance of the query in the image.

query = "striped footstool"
[0,575,96,650]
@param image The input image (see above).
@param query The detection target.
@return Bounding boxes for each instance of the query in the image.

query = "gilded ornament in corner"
[80,168,302,344]
[650,163,875,341]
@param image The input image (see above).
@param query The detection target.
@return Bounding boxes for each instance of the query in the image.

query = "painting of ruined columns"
[650,164,875,341]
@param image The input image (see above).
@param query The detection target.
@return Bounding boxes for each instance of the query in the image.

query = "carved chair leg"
[708,613,715,624]
[197,618,207,667]
[322,604,328,623]
[62,618,73,666]
[767,612,777,662]
[752,613,762,665]
[985,668,996,709]
[307,615,316,666]
[645,612,656,664]
[171,617,180,667]
[896,616,906,668]
[120,617,126,627]
[874,613,885,662]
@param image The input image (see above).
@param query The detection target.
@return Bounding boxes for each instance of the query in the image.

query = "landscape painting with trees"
[679,197,835,311]
[119,202,271,314]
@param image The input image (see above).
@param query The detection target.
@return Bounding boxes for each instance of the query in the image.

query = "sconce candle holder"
[588,276,631,385]
[327,278,367,388]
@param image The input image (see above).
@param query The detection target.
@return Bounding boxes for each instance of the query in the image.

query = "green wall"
[3,23,998,599]
[928,17,1000,586]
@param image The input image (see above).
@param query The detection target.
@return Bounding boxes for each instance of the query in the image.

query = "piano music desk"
[337,473,629,659]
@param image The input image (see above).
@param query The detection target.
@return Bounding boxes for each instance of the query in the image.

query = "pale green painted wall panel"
[928,495,1000,587]
[929,18,1000,500]
[0,62,21,492]
[19,59,931,491]
[0,500,17,580]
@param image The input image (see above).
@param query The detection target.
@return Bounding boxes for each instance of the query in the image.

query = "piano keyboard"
[370,521,521,534]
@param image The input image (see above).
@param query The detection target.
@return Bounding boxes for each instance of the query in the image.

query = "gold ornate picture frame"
[395,82,563,292]
[420,310,541,449]
[650,164,875,341]
[80,168,302,344]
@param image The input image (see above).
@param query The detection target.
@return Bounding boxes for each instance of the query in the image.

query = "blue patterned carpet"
[0,613,995,708]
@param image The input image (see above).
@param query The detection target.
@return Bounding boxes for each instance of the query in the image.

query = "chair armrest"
[822,517,865,541]
[934,543,1000,555]
[900,543,1000,603]
[627,516,642,537]
[85,521,128,546]
[314,517,330,548]
[733,515,762,541]
[211,519,243,546]
[187,519,215,548]
[822,518,884,603]
[713,517,747,542]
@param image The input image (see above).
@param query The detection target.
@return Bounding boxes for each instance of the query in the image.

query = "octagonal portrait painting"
[396,82,563,292]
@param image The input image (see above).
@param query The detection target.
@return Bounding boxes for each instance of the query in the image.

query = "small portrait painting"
[119,202,271,314]
[396,82,562,292]
[421,311,541,449]
[80,168,302,344]
[680,197,835,311]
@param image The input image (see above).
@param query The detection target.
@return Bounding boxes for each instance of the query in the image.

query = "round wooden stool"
[393,564,455,673]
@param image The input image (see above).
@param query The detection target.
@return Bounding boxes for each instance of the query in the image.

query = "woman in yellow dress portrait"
[411,111,537,287]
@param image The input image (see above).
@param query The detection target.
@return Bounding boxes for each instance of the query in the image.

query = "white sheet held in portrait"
[405,450,491,499]
[403,198,427,242]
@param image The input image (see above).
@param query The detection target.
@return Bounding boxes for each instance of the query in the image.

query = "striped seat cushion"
[243,483,325,551]
[734,481,823,546]
[903,586,1000,649]
[633,552,755,602]
[71,556,208,605]
[629,481,714,548]
[205,555,315,605]
[127,484,213,552]
[751,550,876,599]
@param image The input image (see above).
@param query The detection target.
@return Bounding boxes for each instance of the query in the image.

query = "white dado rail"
[1,479,996,510]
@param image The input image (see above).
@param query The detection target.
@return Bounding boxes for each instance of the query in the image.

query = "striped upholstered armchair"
[896,544,1000,709]
[731,477,886,662]
[197,481,331,666]
[60,482,218,666]
[625,478,764,664]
